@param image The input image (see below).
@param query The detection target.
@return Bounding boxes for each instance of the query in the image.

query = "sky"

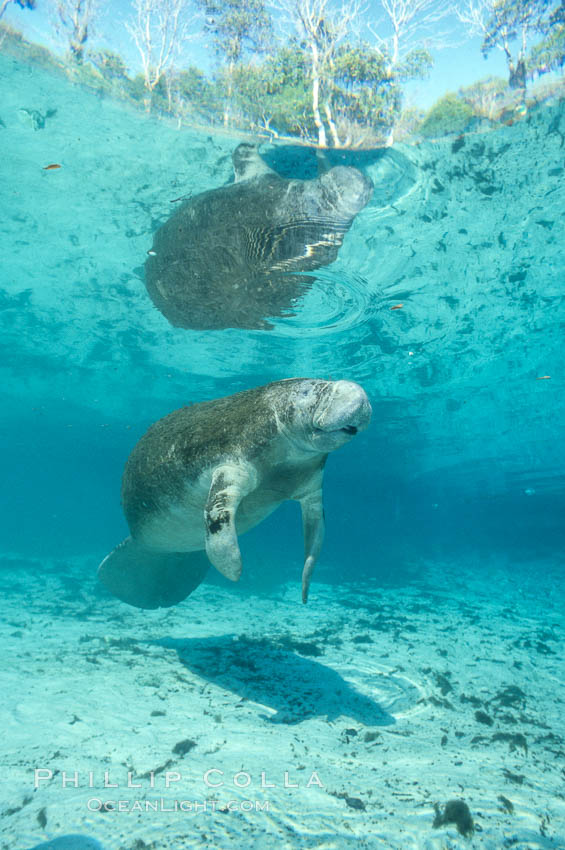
[4,0,510,109]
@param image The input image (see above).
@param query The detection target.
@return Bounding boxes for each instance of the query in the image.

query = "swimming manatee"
[98,379,372,607]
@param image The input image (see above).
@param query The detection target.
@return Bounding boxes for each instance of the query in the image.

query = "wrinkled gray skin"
[98,379,372,608]
[144,143,373,330]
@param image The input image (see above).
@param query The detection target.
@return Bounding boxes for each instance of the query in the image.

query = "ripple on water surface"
[267,269,379,339]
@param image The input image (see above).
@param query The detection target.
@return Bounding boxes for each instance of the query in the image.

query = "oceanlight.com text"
[87,798,270,814]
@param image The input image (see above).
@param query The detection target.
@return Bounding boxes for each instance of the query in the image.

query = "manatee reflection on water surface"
[144,142,374,331]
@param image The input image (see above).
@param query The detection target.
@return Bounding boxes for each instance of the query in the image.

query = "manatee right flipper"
[97,537,210,609]
[204,462,257,582]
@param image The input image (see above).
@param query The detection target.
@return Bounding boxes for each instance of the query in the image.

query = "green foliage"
[169,67,224,123]
[19,0,565,147]
[68,60,107,89]
[226,41,422,144]
[329,44,400,132]
[197,0,272,65]
[331,43,389,93]
[0,21,63,72]
[481,0,563,89]
[394,105,426,140]
[89,49,129,81]
[327,42,432,140]
[458,76,507,120]
[527,4,565,75]
[328,43,432,141]
[419,93,475,138]
[549,1,565,26]
[229,47,314,137]
[175,67,218,106]
[128,73,150,103]
[482,0,548,55]
[196,0,273,126]
[395,48,433,83]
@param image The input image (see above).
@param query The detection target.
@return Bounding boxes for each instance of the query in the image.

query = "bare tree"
[276,0,365,147]
[367,0,454,143]
[53,0,102,63]
[126,0,200,96]
[371,0,453,71]
[1,0,34,20]
[457,0,548,90]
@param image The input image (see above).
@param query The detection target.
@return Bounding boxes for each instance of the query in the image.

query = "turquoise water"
[1,48,565,850]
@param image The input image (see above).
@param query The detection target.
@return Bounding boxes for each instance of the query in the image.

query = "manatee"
[98,378,371,608]
[144,143,373,330]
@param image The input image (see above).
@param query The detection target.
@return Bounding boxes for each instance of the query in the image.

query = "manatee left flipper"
[299,488,325,604]
[204,462,257,581]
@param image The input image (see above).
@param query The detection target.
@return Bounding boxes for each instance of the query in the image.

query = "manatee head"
[277,379,372,453]
[232,141,275,183]
[319,166,374,220]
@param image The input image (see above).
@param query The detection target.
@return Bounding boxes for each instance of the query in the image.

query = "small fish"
[43,163,62,170]
[390,304,404,310]
[536,375,551,380]
[147,250,157,256]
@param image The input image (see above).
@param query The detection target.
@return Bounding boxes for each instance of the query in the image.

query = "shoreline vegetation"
[1,7,564,149]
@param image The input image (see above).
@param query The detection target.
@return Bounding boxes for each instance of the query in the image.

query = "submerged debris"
[433,798,474,836]
[474,709,494,726]
[172,738,197,756]
[492,732,528,755]
[498,795,514,814]
[344,795,366,811]
[17,106,57,130]
[502,768,525,785]
[330,790,367,811]
[490,686,526,710]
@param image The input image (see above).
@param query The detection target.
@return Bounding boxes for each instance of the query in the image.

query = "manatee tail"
[97,537,209,610]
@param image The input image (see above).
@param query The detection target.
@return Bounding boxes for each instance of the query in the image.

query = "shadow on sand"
[154,634,397,726]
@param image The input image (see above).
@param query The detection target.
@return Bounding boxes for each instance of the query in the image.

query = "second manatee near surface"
[144,143,374,330]
[98,378,372,608]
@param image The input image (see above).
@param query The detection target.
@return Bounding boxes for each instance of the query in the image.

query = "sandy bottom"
[1,554,563,850]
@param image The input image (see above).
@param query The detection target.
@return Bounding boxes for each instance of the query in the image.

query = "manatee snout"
[314,380,372,434]
[321,166,374,218]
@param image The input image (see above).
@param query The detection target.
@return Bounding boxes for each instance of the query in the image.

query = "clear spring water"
[1,47,564,850]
